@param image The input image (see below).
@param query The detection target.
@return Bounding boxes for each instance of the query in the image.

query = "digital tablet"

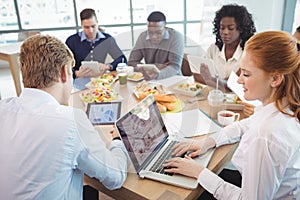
[137,64,160,73]
[81,61,100,74]
[86,102,121,125]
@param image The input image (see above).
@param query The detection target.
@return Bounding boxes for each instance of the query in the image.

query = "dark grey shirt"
[128,27,184,79]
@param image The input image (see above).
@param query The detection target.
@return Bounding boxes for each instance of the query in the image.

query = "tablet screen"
[136,64,160,73]
[81,61,99,74]
[86,102,121,125]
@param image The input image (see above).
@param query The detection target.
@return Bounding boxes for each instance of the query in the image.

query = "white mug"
[217,110,240,126]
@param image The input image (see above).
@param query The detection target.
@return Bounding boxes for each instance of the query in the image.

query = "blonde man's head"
[20,35,75,88]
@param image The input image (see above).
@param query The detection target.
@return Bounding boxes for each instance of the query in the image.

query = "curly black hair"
[213,4,256,51]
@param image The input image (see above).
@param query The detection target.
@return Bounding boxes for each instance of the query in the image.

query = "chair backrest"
[181,53,193,76]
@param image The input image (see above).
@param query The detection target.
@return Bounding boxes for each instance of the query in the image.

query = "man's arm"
[74,109,128,190]
[156,30,184,79]
[106,37,128,70]
[128,33,146,68]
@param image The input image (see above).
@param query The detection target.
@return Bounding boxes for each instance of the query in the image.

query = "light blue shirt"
[0,88,128,200]
[79,30,106,42]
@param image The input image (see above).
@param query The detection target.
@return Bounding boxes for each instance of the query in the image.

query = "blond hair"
[245,31,300,121]
[20,35,75,88]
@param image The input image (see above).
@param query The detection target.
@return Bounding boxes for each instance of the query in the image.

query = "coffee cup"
[217,110,240,126]
[207,89,224,119]
[116,63,128,85]
[126,66,134,76]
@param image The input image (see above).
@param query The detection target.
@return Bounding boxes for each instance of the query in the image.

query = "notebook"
[86,102,121,125]
[115,94,215,189]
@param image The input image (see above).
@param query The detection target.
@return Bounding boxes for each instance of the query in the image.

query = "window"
[0,0,18,31]
[0,0,298,54]
[17,0,75,29]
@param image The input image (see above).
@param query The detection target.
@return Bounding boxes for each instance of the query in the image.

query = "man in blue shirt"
[66,8,127,79]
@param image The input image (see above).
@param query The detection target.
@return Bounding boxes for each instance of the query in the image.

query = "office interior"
[0,0,299,99]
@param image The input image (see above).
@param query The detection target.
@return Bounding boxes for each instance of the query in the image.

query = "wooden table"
[0,42,23,96]
[70,77,243,200]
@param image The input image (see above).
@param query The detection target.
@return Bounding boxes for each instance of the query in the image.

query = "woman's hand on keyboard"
[171,137,216,158]
[163,156,204,179]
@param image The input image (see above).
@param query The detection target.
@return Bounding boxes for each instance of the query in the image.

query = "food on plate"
[225,93,239,104]
[153,94,177,103]
[174,82,205,96]
[128,72,143,80]
[134,81,182,113]
[134,81,169,97]
[80,84,118,103]
[177,82,203,91]
[159,102,176,111]
[89,74,117,86]
[134,81,157,96]
[100,73,117,82]
[157,102,167,113]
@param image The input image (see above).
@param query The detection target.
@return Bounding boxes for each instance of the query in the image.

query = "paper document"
[227,71,261,106]
[161,109,221,138]
[187,55,217,75]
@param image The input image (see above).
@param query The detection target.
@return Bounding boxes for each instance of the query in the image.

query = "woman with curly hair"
[201,4,256,80]
[196,4,257,116]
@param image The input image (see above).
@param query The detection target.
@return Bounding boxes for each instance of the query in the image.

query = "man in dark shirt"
[66,8,127,79]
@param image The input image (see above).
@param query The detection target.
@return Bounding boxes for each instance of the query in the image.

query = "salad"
[80,84,118,103]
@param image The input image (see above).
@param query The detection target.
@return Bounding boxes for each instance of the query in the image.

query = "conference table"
[0,42,23,96]
[70,75,244,200]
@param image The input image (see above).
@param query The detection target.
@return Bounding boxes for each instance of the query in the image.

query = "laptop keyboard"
[149,140,179,176]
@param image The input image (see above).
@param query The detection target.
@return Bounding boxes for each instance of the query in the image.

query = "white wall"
[229,0,285,32]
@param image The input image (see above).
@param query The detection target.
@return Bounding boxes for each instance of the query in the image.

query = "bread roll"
[156,102,167,113]
[153,94,176,102]
[159,102,176,111]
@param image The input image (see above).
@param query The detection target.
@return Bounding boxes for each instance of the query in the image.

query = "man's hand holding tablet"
[79,61,110,78]
[137,64,160,80]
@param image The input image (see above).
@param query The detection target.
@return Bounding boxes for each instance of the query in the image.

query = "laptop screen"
[116,94,168,172]
[86,102,121,125]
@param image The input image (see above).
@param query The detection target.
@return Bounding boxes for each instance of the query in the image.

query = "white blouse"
[198,103,300,199]
[206,43,243,79]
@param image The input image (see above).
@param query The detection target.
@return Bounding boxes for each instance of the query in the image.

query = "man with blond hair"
[0,35,128,199]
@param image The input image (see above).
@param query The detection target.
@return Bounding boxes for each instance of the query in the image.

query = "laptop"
[86,102,121,125]
[115,94,215,189]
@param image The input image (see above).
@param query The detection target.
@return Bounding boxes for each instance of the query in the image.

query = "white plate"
[133,81,172,98]
[79,88,122,104]
[173,83,206,97]
[85,75,118,88]
[127,72,144,82]
[224,93,243,110]
[128,77,144,82]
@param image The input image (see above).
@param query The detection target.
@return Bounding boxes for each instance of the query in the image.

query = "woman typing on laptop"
[163,31,300,199]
